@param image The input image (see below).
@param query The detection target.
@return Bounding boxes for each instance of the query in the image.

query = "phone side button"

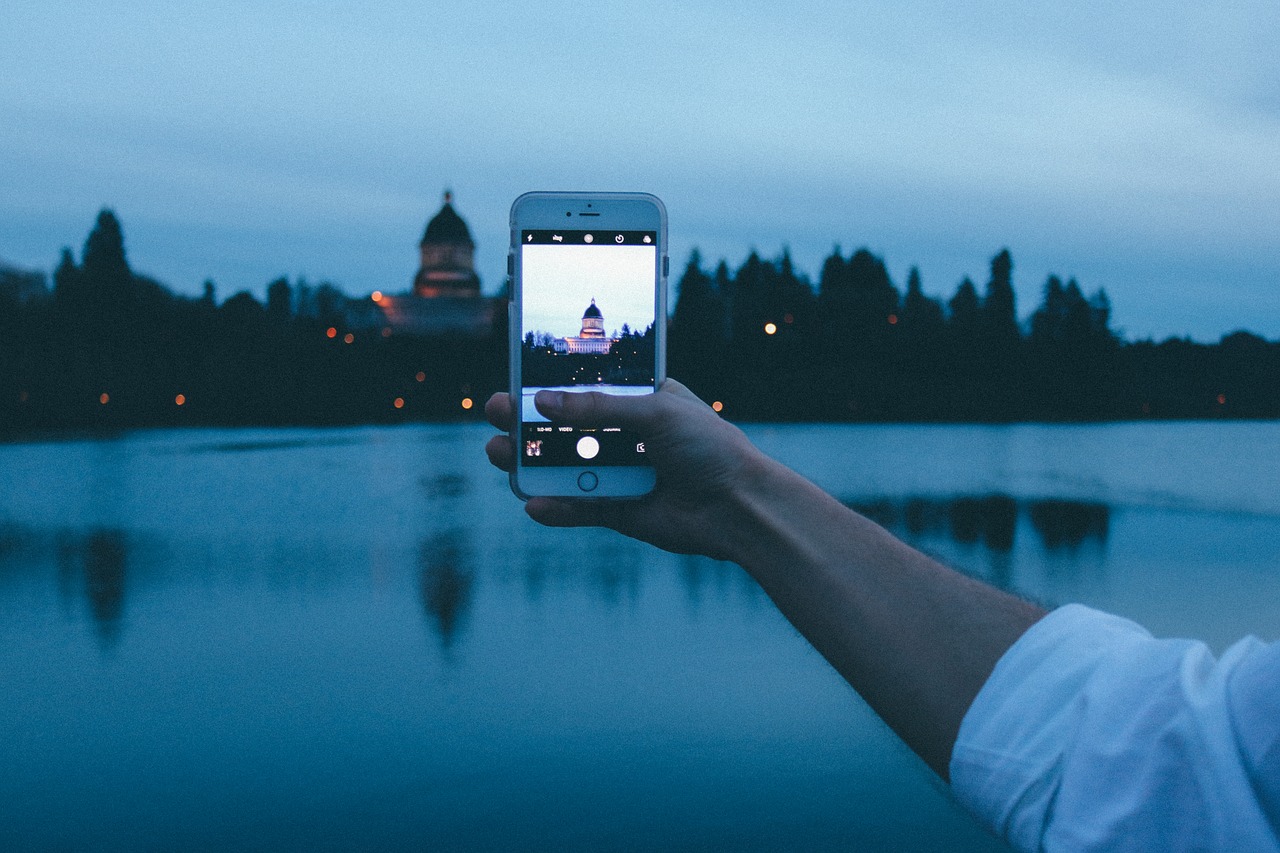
[577,471,598,492]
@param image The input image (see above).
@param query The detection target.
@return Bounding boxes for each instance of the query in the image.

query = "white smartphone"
[508,192,668,499]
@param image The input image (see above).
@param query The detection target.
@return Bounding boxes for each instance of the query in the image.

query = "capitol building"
[553,299,616,354]
[363,192,498,337]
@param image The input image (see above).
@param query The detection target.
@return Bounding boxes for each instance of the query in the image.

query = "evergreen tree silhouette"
[976,249,1022,419]
[900,267,947,418]
[669,250,726,401]
[944,277,982,418]
[82,210,131,284]
[266,277,293,321]
[817,247,901,418]
[981,249,1017,337]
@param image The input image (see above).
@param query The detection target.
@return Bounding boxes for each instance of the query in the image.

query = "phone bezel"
[508,192,667,499]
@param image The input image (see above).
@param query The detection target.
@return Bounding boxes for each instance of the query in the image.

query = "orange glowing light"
[381,327,392,338]
[393,397,405,409]
[764,322,777,335]
[415,371,426,383]
[326,327,338,339]
[1217,393,1226,405]
[461,397,474,410]
[888,313,899,325]
[175,394,186,406]
[343,333,355,344]
[711,400,724,413]
[99,393,110,405]
[371,290,383,302]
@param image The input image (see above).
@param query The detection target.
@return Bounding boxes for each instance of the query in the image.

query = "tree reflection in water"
[1028,500,1110,550]
[846,494,1110,555]
[56,529,129,649]
[419,530,474,653]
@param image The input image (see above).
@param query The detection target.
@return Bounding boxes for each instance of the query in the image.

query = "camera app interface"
[520,230,657,467]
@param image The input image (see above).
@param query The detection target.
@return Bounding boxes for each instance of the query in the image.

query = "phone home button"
[577,471,599,492]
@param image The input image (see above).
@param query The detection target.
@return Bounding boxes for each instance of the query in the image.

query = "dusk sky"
[2,1,1278,340]
[522,245,657,340]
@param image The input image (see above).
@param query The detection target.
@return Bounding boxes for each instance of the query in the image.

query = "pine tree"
[948,277,981,329]
[266,277,293,321]
[903,266,944,329]
[82,209,131,281]
[669,251,726,399]
[981,248,1017,338]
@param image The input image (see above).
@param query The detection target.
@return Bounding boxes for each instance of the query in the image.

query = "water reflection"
[420,473,469,499]
[419,530,474,652]
[0,524,32,566]
[58,529,129,648]
[847,494,1111,553]
[1028,500,1110,550]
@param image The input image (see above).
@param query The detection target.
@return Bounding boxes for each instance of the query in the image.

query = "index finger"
[484,393,514,431]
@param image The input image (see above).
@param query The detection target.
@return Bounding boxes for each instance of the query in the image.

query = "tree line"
[2,208,1277,432]
[669,247,1279,421]
[1,210,505,431]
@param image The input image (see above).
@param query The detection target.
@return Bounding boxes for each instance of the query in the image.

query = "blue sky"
[2,0,1278,339]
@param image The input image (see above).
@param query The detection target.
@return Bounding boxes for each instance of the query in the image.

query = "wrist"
[719,450,813,568]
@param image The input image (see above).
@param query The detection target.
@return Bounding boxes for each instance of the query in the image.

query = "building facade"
[412,191,481,298]
[368,192,496,337]
[554,300,616,354]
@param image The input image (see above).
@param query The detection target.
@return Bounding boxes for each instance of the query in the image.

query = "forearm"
[725,454,1046,779]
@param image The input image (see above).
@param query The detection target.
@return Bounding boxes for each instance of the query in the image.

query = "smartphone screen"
[519,229,658,467]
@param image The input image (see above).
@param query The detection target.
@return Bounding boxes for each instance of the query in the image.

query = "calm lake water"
[2,422,1279,851]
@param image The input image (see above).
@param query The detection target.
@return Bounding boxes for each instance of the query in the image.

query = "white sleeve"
[949,603,1280,853]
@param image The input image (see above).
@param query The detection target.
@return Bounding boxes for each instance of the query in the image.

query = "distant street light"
[711,400,724,413]
[764,322,777,335]
[326,327,338,339]
[394,397,405,409]
[461,397,474,410]
[175,394,186,406]
[99,393,109,405]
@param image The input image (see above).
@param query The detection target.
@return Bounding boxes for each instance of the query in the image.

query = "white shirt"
[950,604,1280,852]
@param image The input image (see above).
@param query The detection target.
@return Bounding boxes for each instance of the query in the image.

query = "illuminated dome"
[420,191,474,247]
[552,299,615,354]
[412,190,480,298]
[579,299,605,339]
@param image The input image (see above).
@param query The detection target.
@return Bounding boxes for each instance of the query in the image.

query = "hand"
[484,380,771,561]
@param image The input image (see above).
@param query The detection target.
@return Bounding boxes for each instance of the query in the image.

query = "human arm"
[484,382,1046,778]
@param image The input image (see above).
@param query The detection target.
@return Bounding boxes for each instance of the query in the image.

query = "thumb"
[534,389,663,431]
